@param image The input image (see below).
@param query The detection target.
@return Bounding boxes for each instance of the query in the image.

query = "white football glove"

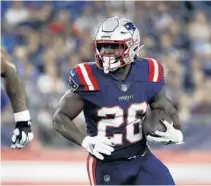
[82,136,114,160]
[11,121,34,149]
[147,120,184,144]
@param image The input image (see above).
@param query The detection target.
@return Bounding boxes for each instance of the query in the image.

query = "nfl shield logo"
[104,175,110,183]
[121,84,128,92]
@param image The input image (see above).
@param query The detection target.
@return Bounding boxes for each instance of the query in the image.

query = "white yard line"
[1,161,211,182]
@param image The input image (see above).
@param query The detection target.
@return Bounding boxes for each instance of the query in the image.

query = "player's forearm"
[167,109,181,130]
[4,65,27,112]
[151,100,181,130]
[53,112,86,146]
[150,89,181,130]
[157,99,181,130]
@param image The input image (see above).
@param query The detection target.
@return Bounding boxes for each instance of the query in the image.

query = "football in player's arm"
[1,48,33,149]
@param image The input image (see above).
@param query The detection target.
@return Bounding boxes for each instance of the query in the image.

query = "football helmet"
[93,16,141,73]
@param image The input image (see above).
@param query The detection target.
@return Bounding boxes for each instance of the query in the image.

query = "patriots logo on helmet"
[124,22,136,33]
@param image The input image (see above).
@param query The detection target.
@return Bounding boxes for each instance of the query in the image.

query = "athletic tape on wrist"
[14,110,31,122]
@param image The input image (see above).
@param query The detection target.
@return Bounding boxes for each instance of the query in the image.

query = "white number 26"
[97,102,147,145]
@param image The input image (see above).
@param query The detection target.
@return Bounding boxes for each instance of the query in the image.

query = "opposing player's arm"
[149,88,181,130]
[1,48,27,112]
[1,48,33,149]
[52,90,86,145]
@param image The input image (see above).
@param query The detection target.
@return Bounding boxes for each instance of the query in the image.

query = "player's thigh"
[134,150,175,185]
[87,155,125,185]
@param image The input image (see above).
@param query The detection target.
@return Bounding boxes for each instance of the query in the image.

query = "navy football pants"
[87,149,175,185]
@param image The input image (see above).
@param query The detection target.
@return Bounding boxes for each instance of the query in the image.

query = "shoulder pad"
[68,62,100,92]
[133,58,164,83]
[146,58,164,83]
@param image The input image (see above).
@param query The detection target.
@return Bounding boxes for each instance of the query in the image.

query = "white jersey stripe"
[89,156,94,186]
[78,64,94,90]
[151,58,159,82]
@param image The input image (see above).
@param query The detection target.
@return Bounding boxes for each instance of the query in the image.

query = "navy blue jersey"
[68,58,165,160]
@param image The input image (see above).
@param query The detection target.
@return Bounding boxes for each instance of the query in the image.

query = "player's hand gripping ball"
[143,110,184,144]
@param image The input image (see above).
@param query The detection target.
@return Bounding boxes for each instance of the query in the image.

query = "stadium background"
[1,1,211,185]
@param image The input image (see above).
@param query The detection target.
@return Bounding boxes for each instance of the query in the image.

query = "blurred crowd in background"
[1,1,211,148]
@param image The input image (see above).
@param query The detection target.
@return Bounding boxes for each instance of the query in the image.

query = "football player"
[1,48,33,149]
[53,17,183,185]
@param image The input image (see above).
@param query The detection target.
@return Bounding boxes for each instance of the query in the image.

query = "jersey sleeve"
[147,58,166,99]
[68,63,100,93]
